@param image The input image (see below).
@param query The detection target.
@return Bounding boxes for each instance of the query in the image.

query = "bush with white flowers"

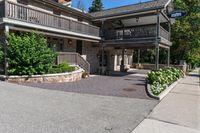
[147,67,184,95]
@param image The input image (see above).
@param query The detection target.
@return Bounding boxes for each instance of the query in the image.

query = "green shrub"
[58,63,75,72]
[0,45,3,63]
[48,63,75,74]
[7,32,56,75]
[147,67,184,95]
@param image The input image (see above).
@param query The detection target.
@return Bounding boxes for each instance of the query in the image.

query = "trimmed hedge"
[147,67,184,95]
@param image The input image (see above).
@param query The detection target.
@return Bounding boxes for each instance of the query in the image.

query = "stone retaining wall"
[132,63,187,73]
[0,69,84,83]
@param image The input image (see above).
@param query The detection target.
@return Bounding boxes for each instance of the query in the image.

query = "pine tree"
[88,0,103,13]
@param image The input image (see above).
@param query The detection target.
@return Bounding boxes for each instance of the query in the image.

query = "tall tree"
[88,0,103,13]
[171,0,200,67]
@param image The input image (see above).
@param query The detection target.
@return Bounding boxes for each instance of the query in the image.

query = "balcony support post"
[137,49,140,64]
[155,10,160,70]
[167,20,171,67]
[167,47,170,67]
[100,20,105,75]
[120,48,125,72]
[4,25,9,77]
[155,45,159,70]
[101,45,104,67]
[168,22,171,41]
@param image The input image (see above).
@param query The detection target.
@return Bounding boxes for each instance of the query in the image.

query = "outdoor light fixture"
[68,39,72,45]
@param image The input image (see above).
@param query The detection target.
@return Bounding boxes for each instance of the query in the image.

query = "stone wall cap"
[1,68,84,79]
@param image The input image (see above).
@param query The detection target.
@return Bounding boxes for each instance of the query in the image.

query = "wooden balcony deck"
[102,25,171,48]
[103,25,170,41]
[0,0,100,37]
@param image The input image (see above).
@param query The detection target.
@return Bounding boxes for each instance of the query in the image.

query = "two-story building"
[0,0,173,75]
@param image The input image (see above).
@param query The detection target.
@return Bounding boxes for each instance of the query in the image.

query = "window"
[47,37,64,52]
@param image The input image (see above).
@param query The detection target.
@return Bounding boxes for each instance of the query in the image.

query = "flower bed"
[147,67,184,96]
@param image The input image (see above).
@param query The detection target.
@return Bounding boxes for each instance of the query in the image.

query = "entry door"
[76,40,82,55]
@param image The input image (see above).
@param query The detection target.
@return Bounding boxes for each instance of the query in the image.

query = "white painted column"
[4,25,9,76]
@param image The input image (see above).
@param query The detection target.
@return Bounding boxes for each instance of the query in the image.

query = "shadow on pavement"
[21,72,154,100]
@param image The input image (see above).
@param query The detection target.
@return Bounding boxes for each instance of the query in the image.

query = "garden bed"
[146,67,184,100]
[0,68,84,83]
[146,78,183,100]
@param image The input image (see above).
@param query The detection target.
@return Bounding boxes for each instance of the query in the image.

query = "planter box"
[0,69,84,83]
[146,78,183,100]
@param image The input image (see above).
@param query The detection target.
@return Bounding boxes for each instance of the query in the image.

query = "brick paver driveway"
[23,69,151,99]
[0,70,159,133]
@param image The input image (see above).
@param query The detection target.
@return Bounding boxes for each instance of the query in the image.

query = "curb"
[146,78,183,100]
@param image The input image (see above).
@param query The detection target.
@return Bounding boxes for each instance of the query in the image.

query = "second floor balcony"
[103,25,170,41]
[0,0,100,37]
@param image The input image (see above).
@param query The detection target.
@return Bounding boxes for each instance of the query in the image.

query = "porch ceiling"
[8,25,100,43]
[112,14,168,28]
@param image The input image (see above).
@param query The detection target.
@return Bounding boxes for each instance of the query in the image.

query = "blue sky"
[72,0,150,11]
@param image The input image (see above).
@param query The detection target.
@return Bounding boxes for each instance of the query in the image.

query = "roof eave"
[92,6,165,21]
[35,0,94,20]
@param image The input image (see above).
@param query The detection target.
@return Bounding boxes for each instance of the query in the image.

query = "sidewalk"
[132,68,200,133]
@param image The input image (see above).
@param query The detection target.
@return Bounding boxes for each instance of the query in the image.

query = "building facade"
[0,0,173,74]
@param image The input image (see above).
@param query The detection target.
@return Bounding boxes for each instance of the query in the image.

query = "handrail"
[3,0,99,37]
[104,25,157,40]
[57,52,90,73]
[103,25,170,41]
[160,26,170,40]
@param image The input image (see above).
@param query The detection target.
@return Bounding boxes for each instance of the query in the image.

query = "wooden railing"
[1,0,100,37]
[103,25,170,41]
[57,52,90,73]
[103,25,157,40]
[160,26,170,40]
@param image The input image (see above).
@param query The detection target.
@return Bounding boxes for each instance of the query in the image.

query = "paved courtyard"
[0,81,158,133]
[23,70,151,99]
[0,69,159,133]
